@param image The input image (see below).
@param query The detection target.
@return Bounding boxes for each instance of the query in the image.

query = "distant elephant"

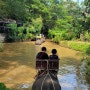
[41,38,45,43]
[32,72,61,90]
[35,39,42,45]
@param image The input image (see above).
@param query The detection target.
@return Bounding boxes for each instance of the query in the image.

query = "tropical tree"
[0,0,8,18]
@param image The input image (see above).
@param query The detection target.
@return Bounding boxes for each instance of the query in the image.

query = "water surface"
[0,40,90,90]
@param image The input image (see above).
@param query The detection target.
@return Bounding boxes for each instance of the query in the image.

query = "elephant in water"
[32,72,61,90]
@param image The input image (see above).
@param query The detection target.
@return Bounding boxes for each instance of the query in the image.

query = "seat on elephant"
[36,59,59,70]
[48,60,59,70]
[36,60,48,70]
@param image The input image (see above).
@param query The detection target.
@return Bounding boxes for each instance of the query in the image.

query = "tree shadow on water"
[0,43,36,70]
[0,60,13,69]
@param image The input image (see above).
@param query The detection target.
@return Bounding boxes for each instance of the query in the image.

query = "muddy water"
[0,40,90,90]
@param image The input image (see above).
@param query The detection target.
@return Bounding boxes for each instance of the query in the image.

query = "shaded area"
[0,42,36,68]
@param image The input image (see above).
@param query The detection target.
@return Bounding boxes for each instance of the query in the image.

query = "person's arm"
[36,52,41,59]
[46,53,49,59]
[58,55,60,60]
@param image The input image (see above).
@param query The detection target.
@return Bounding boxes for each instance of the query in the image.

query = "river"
[0,40,90,90]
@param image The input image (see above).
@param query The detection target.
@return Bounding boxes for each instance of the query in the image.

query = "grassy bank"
[60,41,90,54]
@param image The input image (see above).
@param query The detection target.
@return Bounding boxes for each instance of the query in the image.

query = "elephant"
[32,72,61,90]
[35,39,42,45]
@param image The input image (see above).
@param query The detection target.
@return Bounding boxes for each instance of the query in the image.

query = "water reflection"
[58,65,89,90]
[0,42,36,67]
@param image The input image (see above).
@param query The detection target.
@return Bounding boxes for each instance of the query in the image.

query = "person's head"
[41,47,47,52]
[52,49,57,54]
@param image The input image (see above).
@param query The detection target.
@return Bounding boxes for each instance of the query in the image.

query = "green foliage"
[6,0,28,20]
[48,27,76,43]
[84,0,90,13]
[17,26,24,40]
[0,42,3,52]
[17,25,36,41]
[4,16,42,42]
[0,0,8,18]
[83,15,90,32]
[86,45,90,54]
[0,0,83,38]
[0,0,87,41]
[60,41,90,55]
[31,17,43,34]
[56,16,73,30]
[69,42,90,53]
[72,18,83,38]
[83,31,90,41]
[0,83,10,90]
[5,23,18,42]
[53,35,61,44]
[83,57,90,76]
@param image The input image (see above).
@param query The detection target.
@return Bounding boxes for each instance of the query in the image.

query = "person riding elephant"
[36,47,49,77]
[49,49,60,76]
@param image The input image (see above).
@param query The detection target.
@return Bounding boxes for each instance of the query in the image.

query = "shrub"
[0,83,10,90]
[53,35,61,44]
[84,31,90,41]
[86,45,90,54]
[85,57,90,76]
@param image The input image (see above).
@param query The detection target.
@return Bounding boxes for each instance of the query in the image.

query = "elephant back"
[32,72,61,90]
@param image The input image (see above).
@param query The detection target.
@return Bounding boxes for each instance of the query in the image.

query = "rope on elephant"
[41,72,55,90]
[41,73,48,90]
[49,73,55,90]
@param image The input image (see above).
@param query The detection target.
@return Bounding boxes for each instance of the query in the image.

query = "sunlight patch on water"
[15,83,32,90]
[58,65,89,90]
[58,74,77,90]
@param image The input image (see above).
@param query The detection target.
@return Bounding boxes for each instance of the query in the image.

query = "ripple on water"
[15,83,32,90]
[58,65,89,90]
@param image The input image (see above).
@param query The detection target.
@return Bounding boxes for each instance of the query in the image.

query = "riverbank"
[59,40,90,54]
